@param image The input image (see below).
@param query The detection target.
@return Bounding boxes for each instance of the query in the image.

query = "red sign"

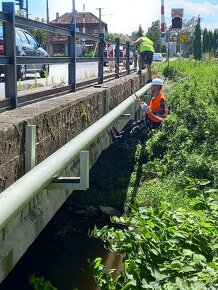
[107,43,114,58]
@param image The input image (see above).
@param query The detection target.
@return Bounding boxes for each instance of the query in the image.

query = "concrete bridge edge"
[0,73,146,282]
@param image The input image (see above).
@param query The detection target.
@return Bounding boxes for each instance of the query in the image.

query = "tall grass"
[90,60,218,289]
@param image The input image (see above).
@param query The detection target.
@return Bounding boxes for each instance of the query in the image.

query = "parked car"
[153,53,166,62]
[0,26,49,80]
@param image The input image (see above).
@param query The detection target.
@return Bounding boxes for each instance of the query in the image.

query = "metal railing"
[0,2,136,110]
[0,83,150,232]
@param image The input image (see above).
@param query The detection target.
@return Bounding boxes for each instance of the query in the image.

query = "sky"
[1,0,218,34]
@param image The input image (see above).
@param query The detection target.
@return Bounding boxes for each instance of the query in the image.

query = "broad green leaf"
[141,278,151,289]
[192,201,207,210]
[179,265,196,273]
[205,189,218,194]
[152,270,168,281]
[169,261,183,269]
[175,277,189,289]
[198,180,211,186]
[208,262,218,270]
[151,248,159,256]
[144,232,152,239]
[212,244,218,250]
[173,232,186,239]
[148,220,155,228]
[182,249,194,256]
[121,280,137,289]
[193,254,206,264]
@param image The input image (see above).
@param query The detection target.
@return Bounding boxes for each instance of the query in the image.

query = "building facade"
[48,12,108,56]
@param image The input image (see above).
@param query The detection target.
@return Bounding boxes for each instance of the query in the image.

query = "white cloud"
[30,0,218,33]
[47,0,161,34]
[165,0,218,31]
[166,0,218,17]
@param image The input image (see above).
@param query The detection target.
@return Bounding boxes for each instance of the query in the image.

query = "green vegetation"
[90,60,218,289]
[32,69,38,88]
[193,18,202,60]
[29,274,57,290]
[91,179,218,289]
[29,274,79,290]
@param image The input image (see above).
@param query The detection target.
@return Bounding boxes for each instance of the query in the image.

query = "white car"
[153,53,166,62]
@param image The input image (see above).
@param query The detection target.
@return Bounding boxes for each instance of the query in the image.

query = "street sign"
[180,34,188,42]
[171,9,183,30]
[171,8,184,18]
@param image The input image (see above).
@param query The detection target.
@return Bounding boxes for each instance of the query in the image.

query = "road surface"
[0,62,114,100]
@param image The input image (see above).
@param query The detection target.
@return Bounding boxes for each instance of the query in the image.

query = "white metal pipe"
[0,84,150,230]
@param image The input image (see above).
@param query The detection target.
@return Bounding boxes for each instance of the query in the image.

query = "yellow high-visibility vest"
[138,37,154,53]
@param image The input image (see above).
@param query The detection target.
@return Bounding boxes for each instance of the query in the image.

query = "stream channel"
[0,136,139,290]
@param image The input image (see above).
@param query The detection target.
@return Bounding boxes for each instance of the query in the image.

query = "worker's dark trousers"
[115,117,161,141]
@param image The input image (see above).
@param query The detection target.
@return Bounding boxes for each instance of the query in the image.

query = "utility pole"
[72,0,76,24]
[161,0,165,35]
[82,3,85,34]
[46,0,49,23]
[96,7,104,32]
[82,3,85,44]
[26,0,28,18]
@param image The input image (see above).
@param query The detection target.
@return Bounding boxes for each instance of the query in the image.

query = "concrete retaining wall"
[0,73,146,282]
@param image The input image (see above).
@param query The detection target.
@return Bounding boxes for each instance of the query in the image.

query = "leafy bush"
[151,60,218,187]
[91,180,218,289]
[162,64,182,80]
[90,60,218,289]
[29,275,57,290]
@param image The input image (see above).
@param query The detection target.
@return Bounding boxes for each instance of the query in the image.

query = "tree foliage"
[204,32,211,53]
[16,9,48,49]
[130,20,162,53]
[105,32,129,44]
[202,28,218,57]
[177,17,197,57]
[212,29,218,51]
[202,28,208,53]
[146,20,162,53]
[27,17,48,49]
[137,24,144,38]
[90,60,218,289]
[193,17,202,60]
[130,30,139,41]
[129,24,144,41]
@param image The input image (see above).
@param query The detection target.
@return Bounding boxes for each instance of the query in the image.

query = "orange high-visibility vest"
[147,92,168,123]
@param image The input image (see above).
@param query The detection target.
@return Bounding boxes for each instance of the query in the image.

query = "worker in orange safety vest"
[110,78,168,142]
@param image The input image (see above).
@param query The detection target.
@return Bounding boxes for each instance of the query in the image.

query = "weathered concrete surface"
[0,72,146,283]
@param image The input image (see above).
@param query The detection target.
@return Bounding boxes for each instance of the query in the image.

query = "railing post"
[126,41,130,74]
[25,125,36,173]
[98,32,104,84]
[2,2,17,108]
[47,151,89,191]
[105,89,111,113]
[134,49,138,70]
[115,38,120,78]
[68,23,76,92]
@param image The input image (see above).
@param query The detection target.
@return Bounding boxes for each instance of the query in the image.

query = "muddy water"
[0,211,123,290]
[0,138,136,290]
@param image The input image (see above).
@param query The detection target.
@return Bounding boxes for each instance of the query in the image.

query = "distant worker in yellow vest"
[133,36,154,84]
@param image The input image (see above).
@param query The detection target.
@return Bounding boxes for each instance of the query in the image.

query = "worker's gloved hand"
[140,102,151,113]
